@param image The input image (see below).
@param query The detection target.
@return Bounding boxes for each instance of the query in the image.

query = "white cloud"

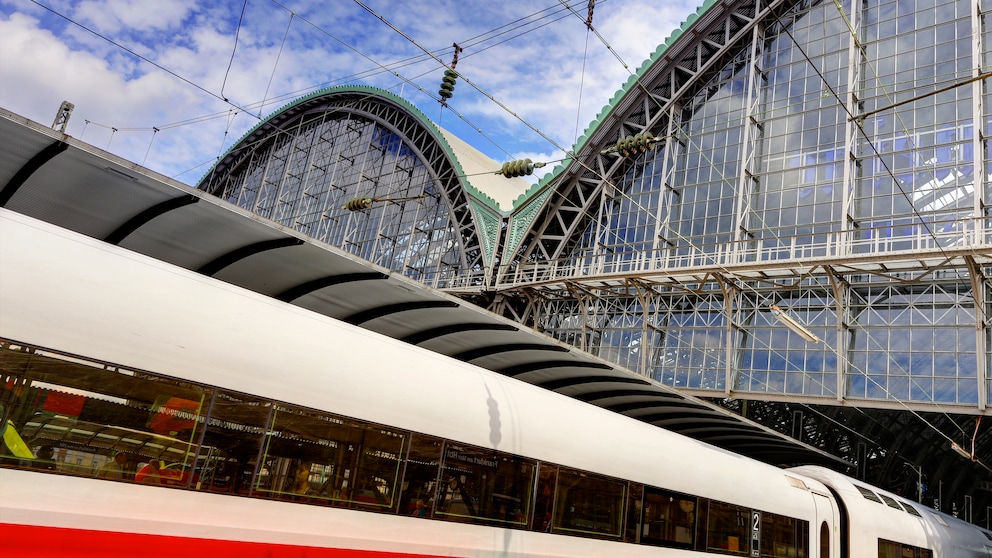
[0,0,700,184]
[73,0,198,33]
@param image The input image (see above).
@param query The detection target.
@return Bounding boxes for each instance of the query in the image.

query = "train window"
[902,503,922,517]
[553,467,626,539]
[706,501,751,555]
[258,404,406,511]
[624,482,643,543]
[877,494,906,512]
[193,390,270,496]
[0,341,822,557]
[855,484,884,504]
[435,443,535,527]
[760,512,807,558]
[640,486,696,549]
[0,343,208,486]
[531,464,558,532]
[400,434,442,518]
[878,539,932,558]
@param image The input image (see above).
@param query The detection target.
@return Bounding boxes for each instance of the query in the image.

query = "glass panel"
[201,111,463,289]
[706,500,751,555]
[0,342,207,485]
[879,538,933,558]
[193,391,270,496]
[760,513,805,558]
[401,433,442,518]
[532,463,558,532]
[641,486,697,548]
[257,404,407,511]
[552,467,626,538]
[435,443,536,527]
[625,482,643,543]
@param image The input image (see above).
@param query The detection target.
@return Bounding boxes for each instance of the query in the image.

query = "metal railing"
[486,217,992,288]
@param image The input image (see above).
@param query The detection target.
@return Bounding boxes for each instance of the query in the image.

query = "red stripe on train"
[0,523,436,558]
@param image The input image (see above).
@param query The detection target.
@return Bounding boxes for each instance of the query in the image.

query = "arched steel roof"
[202,85,530,214]
[196,85,529,276]
[0,107,846,468]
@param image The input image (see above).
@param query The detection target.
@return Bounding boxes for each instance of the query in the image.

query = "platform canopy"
[0,108,846,468]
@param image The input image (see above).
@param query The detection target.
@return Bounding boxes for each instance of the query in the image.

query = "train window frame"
[400,433,443,519]
[624,482,643,543]
[705,500,752,555]
[854,484,885,504]
[1,340,818,557]
[257,403,407,511]
[759,511,807,558]
[639,485,697,549]
[434,442,536,528]
[878,538,933,558]
[531,463,558,533]
[0,344,210,485]
[552,467,627,539]
[194,390,271,496]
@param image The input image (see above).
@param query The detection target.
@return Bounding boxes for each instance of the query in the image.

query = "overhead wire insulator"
[439,69,458,102]
[439,43,464,106]
[343,196,374,211]
[496,158,547,178]
[604,132,658,157]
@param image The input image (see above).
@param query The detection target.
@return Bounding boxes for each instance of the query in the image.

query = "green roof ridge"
[197,85,502,213]
[510,0,717,211]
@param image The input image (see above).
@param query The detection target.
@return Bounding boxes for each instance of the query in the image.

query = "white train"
[0,208,988,557]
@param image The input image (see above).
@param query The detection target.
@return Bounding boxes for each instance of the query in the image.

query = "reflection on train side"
[0,342,808,554]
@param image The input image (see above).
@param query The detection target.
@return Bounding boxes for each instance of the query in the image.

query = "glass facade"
[199,91,480,288]
[192,2,991,413]
[516,0,991,410]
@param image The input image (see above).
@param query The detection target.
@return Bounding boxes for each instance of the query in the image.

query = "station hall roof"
[204,84,532,215]
[0,108,847,468]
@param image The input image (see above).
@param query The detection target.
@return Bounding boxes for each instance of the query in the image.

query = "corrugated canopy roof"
[0,107,847,468]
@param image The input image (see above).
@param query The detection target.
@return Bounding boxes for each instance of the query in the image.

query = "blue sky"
[1,0,699,185]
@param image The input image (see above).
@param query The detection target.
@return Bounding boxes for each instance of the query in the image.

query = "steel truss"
[199,89,485,287]
[470,0,992,417]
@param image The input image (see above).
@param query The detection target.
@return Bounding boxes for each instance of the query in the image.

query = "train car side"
[2,208,983,557]
[0,209,820,522]
[791,465,992,557]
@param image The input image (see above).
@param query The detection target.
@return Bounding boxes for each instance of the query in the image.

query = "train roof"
[0,108,846,469]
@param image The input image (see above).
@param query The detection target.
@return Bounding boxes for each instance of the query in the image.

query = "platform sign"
[751,511,761,557]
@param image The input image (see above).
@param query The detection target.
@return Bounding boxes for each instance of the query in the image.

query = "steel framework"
[199,87,486,288]
[471,0,992,417]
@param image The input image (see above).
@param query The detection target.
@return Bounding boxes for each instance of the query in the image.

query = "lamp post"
[905,463,923,502]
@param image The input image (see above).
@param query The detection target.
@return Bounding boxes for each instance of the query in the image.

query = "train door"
[812,492,842,558]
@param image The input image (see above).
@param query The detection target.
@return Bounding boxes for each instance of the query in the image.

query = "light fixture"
[951,441,973,460]
[769,305,820,344]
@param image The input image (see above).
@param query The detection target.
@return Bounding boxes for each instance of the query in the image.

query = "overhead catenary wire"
[56,0,584,173]
[236,0,980,450]
[259,11,295,119]
[28,0,975,455]
[617,12,972,449]
[485,0,976,453]
[254,1,974,461]
[351,0,573,156]
[28,0,261,121]
[571,0,595,145]
[221,0,250,103]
